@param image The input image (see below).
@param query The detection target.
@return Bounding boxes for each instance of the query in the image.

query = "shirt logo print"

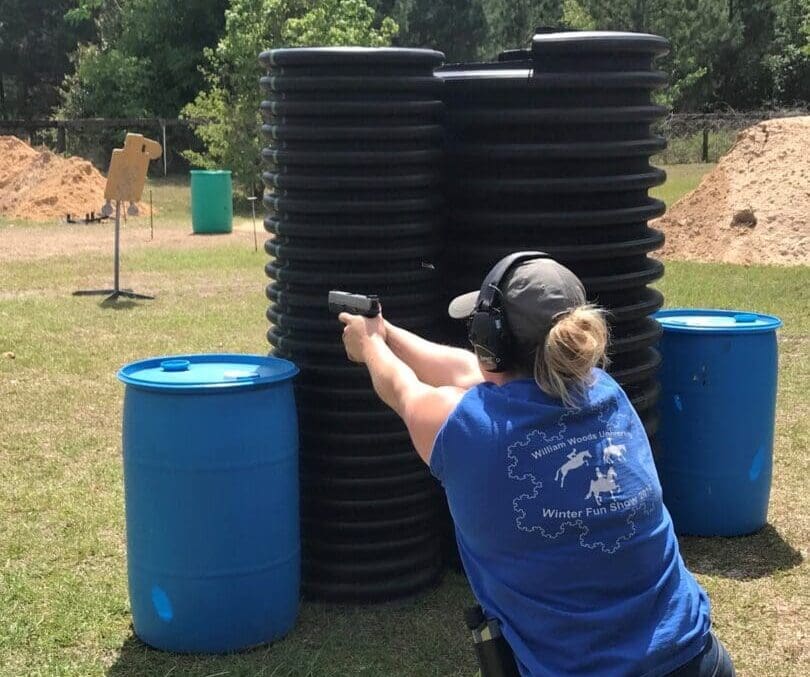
[506,400,656,554]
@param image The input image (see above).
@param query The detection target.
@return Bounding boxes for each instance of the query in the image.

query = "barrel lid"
[655,309,782,334]
[117,353,298,391]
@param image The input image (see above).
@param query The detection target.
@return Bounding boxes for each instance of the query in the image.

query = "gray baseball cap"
[448,258,587,349]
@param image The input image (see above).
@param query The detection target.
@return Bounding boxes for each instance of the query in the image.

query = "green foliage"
[556,0,738,111]
[56,42,151,164]
[711,0,776,108]
[182,0,307,193]
[804,6,810,56]
[4,0,809,126]
[388,0,488,61]
[118,0,229,117]
[285,0,397,46]
[388,0,809,110]
[59,0,227,119]
[0,0,93,119]
[59,45,149,119]
[479,0,562,58]
[764,0,810,104]
[64,0,121,39]
[184,0,398,193]
[561,0,596,32]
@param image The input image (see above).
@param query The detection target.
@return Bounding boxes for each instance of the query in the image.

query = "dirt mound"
[654,117,810,266]
[0,136,147,221]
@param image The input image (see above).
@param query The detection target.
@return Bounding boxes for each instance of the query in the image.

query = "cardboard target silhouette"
[74,133,162,302]
[102,134,163,216]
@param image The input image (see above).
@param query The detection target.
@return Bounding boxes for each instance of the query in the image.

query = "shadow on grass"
[106,634,165,677]
[100,300,141,311]
[104,575,475,677]
[106,631,265,677]
[98,294,154,310]
[679,524,803,580]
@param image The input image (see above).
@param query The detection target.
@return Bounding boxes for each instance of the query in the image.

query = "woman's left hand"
[338,312,386,364]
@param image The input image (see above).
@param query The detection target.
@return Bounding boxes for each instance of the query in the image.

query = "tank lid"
[532,31,670,55]
[655,309,782,334]
[259,47,444,68]
[117,353,298,391]
[435,66,532,81]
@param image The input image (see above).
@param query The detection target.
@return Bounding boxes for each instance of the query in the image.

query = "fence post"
[702,127,709,163]
[160,119,168,176]
[56,124,66,153]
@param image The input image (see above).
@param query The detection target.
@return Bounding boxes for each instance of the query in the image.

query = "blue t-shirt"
[430,370,710,677]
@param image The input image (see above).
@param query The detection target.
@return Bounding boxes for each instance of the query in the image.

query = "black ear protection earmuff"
[468,251,550,373]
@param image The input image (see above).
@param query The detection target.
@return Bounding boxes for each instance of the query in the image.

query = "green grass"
[650,163,713,207]
[1,167,807,676]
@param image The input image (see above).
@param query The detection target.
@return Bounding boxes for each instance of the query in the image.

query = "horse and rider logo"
[554,450,591,487]
[553,438,627,490]
[554,446,623,505]
[602,438,627,464]
[585,467,621,505]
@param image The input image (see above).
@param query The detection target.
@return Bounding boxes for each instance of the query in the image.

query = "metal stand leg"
[73,200,155,301]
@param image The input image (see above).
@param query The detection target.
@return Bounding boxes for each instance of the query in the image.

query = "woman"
[338,253,734,677]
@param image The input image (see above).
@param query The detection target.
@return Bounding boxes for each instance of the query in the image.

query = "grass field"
[1,167,807,676]
[650,163,714,207]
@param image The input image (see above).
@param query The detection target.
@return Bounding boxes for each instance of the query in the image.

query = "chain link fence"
[0,118,204,176]
[3,108,808,174]
[654,109,810,165]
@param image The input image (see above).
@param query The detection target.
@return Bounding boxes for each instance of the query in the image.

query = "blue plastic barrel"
[655,309,781,536]
[117,354,299,652]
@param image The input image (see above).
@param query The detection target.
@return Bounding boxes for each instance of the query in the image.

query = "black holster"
[465,605,521,677]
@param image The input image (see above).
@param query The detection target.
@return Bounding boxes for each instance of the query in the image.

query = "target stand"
[73,133,162,303]
[73,200,154,302]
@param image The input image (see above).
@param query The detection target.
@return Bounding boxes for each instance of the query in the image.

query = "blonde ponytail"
[533,305,609,407]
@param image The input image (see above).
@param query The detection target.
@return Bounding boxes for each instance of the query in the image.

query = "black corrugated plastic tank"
[437,31,670,436]
[258,47,447,602]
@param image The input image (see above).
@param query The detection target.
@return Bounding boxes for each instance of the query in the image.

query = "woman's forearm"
[359,330,466,464]
[363,334,421,417]
[385,321,483,388]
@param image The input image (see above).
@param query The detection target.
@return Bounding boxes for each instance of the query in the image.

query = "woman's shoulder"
[457,372,627,416]
[591,368,626,396]
[579,368,635,411]
[593,367,619,387]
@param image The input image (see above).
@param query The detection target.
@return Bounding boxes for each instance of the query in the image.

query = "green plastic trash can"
[191,170,233,234]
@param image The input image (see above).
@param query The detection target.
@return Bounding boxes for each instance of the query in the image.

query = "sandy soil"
[0,136,149,220]
[655,117,810,266]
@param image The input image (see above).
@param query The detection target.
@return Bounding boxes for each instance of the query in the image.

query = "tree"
[59,0,227,119]
[386,0,488,62]
[0,0,92,119]
[764,0,810,104]
[480,0,563,59]
[560,0,739,111]
[285,0,396,45]
[60,45,149,119]
[711,0,776,109]
[183,0,398,192]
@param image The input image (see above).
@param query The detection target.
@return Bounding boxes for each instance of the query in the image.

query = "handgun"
[328,291,381,318]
